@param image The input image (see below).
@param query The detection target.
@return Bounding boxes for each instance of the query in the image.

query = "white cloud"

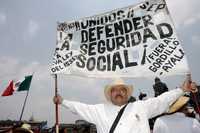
[192,35,200,45]
[23,20,39,40]
[183,17,196,26]
[28,20,39,36]
[166,0,200,27]
[0,56,20,80]
[0,56,40,81]
[0,12,6,25]
[183,13,200,26]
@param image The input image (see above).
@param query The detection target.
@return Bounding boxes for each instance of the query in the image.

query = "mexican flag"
[1,75,33,96]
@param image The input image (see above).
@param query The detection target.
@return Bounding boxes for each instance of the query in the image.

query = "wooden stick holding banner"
[54,74,59,133]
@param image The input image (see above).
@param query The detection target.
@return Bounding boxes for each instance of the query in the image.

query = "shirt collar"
[172,112,186,117]
[106,102,126,110]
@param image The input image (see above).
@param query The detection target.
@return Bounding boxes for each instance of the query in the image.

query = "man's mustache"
[115,94,124,98]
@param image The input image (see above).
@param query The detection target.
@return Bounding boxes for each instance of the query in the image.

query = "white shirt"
[153,112,200,133]
[62,89,183,133]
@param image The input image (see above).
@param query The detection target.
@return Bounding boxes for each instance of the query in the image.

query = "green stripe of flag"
[17,75,33,91]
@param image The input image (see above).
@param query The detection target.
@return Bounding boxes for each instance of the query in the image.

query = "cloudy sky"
[0,0,200,127]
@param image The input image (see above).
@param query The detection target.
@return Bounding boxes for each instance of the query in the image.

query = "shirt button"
[119,123,122,125]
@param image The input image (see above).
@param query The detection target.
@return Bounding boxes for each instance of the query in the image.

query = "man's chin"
[115,99,125,105]
[114,101,125,106]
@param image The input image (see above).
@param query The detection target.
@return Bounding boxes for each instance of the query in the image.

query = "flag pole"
[19,74,34,121]
[19,89,30,121]
[54,74,59,133]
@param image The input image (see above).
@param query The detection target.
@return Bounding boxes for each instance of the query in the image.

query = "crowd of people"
[53,74,200,133]
[139,77,200,133]
[150,77,200,133]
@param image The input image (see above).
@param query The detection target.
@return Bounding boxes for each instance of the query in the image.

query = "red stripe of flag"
[1,80,15,96]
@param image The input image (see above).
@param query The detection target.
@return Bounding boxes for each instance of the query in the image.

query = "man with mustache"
[54,75,196,133]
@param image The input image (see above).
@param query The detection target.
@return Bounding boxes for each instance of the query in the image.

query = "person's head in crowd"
[154,77,161,84]
[13,123,33,133]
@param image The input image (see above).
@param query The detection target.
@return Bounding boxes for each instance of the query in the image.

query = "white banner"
[51,0,189,77]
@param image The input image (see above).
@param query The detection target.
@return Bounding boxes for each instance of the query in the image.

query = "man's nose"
[116,90,125,95]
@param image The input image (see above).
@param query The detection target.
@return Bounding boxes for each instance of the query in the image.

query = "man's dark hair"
[154,77,161,83]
